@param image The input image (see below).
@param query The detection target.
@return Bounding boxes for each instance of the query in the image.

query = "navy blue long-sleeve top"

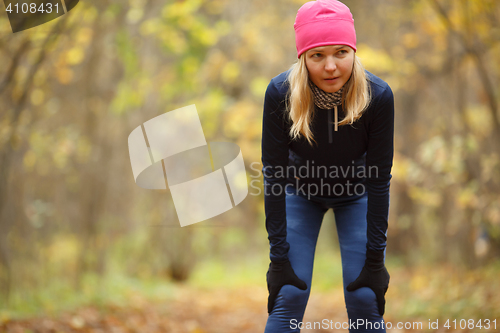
[261,69,394,263]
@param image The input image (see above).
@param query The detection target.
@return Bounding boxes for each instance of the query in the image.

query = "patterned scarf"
[309,80,344,109]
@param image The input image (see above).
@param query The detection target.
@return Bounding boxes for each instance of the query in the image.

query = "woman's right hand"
[266,259,308,314]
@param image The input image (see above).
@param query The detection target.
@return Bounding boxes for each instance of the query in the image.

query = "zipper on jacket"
[327,105,338,144]
[334,105,338,132]
[328,107,333,143]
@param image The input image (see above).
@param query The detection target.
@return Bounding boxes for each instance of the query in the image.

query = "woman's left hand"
[346,248,390,316]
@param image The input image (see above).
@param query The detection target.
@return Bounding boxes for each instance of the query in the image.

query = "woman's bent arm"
[261,78,291,263]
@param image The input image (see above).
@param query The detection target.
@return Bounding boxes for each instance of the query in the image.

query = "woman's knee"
[345,286,377,310]
[278,284,311,310]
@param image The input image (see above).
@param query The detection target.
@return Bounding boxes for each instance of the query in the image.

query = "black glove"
[266,259,307,314]
[346,247,390,316]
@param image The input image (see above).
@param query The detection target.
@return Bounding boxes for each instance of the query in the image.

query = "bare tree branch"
[0,38,31,95]
[429,0,500,135]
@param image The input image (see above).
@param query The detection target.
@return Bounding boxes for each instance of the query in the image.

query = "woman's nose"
[325,57,337,71]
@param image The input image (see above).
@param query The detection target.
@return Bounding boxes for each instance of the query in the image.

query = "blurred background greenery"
[0,0,499,330]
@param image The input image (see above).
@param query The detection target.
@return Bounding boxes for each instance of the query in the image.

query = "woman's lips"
[325,77,338,81]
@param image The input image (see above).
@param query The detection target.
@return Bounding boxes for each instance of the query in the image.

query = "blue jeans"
[265,184,386,333]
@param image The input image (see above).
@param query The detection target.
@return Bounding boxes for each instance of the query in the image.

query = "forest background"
[1,0,499,332]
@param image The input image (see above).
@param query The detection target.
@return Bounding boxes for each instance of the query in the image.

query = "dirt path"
[0,285,465,332]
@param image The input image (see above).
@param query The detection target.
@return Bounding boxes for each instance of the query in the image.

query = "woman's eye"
[338,50,347,55]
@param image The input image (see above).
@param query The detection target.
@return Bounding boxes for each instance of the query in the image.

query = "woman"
[261,1,394,332]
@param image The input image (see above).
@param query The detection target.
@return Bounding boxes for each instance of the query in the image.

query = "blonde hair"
[284,53,371,146]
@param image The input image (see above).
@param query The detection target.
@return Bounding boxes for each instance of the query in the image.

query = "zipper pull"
[334,105,338,131]
[328,107,333,143]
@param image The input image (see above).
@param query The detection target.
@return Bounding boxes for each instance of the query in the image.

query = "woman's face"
[304,45,355,93]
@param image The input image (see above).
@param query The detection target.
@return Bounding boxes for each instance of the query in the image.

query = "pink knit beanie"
[294,0,357,58]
